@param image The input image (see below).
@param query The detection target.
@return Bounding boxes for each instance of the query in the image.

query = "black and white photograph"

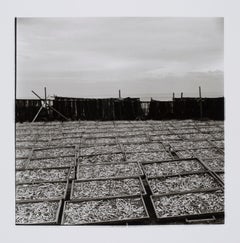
[1,0,240,242]
[15,17,225,225]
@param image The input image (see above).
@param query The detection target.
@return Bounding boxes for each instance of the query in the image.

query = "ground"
[15,120,224,225]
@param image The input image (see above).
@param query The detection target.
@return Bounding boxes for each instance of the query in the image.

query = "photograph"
[15,17,224,225]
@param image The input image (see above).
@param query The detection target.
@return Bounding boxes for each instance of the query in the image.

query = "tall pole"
[172,92,175,114]
[119,89,121,99]
[199,86,203,119]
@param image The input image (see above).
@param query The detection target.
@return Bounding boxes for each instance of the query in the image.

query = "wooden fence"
[15,97,224,122]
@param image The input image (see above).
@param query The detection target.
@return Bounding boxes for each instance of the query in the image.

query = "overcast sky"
[17,17,223,100]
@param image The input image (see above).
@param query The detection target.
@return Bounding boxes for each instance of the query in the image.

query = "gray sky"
[17,17,224,100]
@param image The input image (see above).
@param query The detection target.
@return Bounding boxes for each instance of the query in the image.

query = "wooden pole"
[181,92,183,99]
[119,89,121,99]
[32,106,43,123]
[199,86,203,119]
[44,87,47,101]
[172,92,175,114]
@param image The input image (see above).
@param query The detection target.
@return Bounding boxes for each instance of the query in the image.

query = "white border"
[1,0,240,242]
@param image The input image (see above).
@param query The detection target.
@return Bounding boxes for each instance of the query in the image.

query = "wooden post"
[181,92,183,118]
[172,92,175,114]
[44,87,47,101]
[119,89,121,99]
[199,86,203,119]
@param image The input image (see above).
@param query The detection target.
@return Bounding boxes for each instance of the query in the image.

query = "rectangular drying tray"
[76,161,144,180]
[61,195,149,225]
[16,180,69,203]
[16,166,75,184]
[16,199,62,225]
[150,189,224,222]
[141,158,210,178]
[146,171,223,196]
[70,176,146,201]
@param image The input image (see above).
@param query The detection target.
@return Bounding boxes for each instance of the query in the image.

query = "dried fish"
[71,178,144,200]
[16,182,67,201]
[169,141,212,150]
[152,191,224,218]
[172,129,199,134]
[32,147,76,158]
[148,130,171,136]
[80,145,121,156]
[199,127,223,133]
[117,131,146,137]
[16,201,60,224]
[78,153,125,165]
[126,151,172,162]
[118,136,149,144]
[191,148,224,159]
[16,158,29,170]
[24,156,75,169]
[148,173,220,194]
[16,168,71,183]
[83,137,116,146]
[62,197,147,224]
[16,148,32,158]
[181,133,214,140]
[150,135,180,141]
[123,143,165,153]
[77,162,142,180]
[216,172,224,182]
[212,140,224,149]
[201,158,224,171]
[143,160,205,177]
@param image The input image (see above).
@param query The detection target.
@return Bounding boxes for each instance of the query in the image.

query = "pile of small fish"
[16,201,60,224]
[212,132,224,140]
[22,156,76,169]
[62,197,147,224]
[181,133,214,140]
[175,150,194,159]
[150,135,180,141]
[71,178,144,200]
[16,158,28,170]
[190,148,224,159]
[118,136,149,144]
[125,151,172,162]
[148,173,220,194]
[212,140,224,149]
[16,168,71,183]
[123,143,165,153]
[83,132,116,138]
[77,162,142,180]
[171,128,199,134]
[148,130,171,136]
[15,120,225,225]
[83,137,116,146]
[217,172,224,182]
[143,160,204,177]
[202,158,224,171]
[16,182,67,201]
[78,153,125,165]
[153,191,224,218]
[118,131,146,137]
[169,141,212,150]
[32,147,76,159]
[80,145,121,156]
[16,148,32,158]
